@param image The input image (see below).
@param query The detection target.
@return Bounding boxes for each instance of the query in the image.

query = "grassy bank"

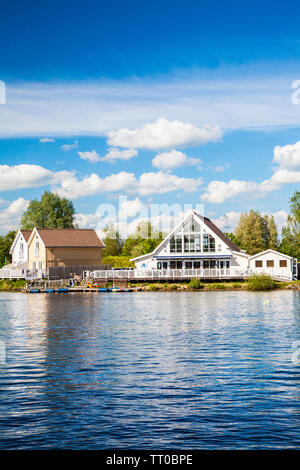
[129,276,300,292]
[0,279,27,291]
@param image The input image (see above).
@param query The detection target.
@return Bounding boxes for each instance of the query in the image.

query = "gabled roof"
[20,230,32,242]
[249,249,294,260]
[196,213,241,252]
[10,229,32,254]
[28,228,105,248]
[131,209,241,261]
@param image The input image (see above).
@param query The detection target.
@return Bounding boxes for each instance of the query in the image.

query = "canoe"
[29,289,40,293]
[45,289,55,293]
[98,287,108,292]
[57,288,69,293]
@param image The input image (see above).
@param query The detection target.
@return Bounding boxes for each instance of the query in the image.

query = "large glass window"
[203,234,215,252]
[170,235,183,252]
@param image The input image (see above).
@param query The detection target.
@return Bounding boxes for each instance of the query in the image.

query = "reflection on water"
[0,291,300,449]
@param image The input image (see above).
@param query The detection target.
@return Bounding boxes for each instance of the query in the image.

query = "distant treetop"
[20,191,75,230]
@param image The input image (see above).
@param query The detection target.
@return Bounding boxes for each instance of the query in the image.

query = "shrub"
[149,284,158,291]
[232,283,243,289]
[188,278,204,290]
[169,284,178,290]
[247,273,277,291]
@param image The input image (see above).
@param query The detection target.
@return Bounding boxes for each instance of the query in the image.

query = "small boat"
[109,287,125,292]
[29,288,40,293]
[57,288,69,293]
[45,288,55,293]
[98,287,108,292]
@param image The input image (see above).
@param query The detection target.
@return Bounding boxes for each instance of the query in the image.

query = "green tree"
[0,230,17,267]
[102,224,123,257]
[20,191,75,229]
[121,221,164,258]
[234,210,278,255]
[267,215,279,250]
[280,190,300,259]
[224,232,241,247]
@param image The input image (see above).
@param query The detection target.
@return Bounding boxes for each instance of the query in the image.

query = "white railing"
[90,267,294,281]
[0,268,46,280]
[0,267,294,281]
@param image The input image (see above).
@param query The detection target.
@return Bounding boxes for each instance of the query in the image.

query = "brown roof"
[35,228,105,248]
[20,230,32,242]
[196,213,241,252]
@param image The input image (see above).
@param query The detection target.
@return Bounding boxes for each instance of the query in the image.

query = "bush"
[232,283,243,289]
[169,284,178,290]
[188,278,204,289]
[247,273,277,291]
[149,285,158,291]
[102,256,135,268]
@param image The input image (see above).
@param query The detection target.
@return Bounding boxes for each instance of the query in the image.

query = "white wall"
[12,233,29,266]
[249,251,294,279]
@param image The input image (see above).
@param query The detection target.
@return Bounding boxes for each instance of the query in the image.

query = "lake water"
[0,290,300,449]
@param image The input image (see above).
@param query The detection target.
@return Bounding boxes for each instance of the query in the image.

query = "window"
[184,235,189,252]
[185,262,192,269]
[255,260,263,267]
[35,241,39,257]
[280,260,287,268]
[157,262,162,269]
[203,234,215,252]
[195,236,201,252]
[38,261,42,270]
[267,260,274,267]
[194,262,201,269]
[32,262,36,271]
[170,235,183,253]
[19,242,24,258]
[162,262,168,270]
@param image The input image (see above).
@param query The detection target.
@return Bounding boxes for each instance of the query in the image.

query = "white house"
[248,249,297,280]
[9,229,32,267]
[131,210,249,271]
[130,210,297,280]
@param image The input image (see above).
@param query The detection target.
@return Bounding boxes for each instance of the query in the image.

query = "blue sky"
[1,0,300,235]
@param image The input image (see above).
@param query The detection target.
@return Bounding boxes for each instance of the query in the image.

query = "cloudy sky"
[1,0,300,235]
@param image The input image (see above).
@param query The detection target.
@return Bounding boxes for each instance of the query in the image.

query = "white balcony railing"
[90,268,294,281]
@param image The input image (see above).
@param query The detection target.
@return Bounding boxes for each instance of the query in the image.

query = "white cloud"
[39,137,55,143]
[3,67,300,138]
[118,197,143,218]
[201,179,276,204]
[54,169,202,199]
[78,150,100,163]
[273,141,300,168]
[269,168,300,185]
[0,198,29,233]
[55,172,137,199]
[213,212,242,231]
[152,150,201,170]
[61,140,78,151]
[100,147,138,163]
[75,212,102,228]
[137,171,202,196]
[108,118,222,150]
[0,164,74,191]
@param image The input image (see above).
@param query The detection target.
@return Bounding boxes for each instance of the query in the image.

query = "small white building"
[9,229,32,267]
[248,249,297,280]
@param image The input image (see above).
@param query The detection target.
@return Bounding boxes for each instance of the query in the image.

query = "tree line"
[0,190,300,268]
